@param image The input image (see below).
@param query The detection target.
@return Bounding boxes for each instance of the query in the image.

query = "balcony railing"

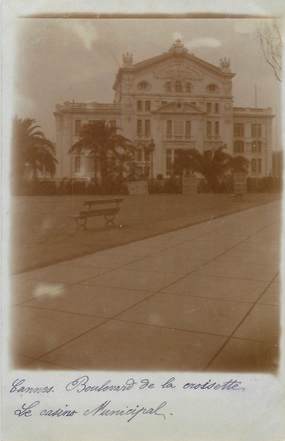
[137,131,151,136]
[164,135,194,141]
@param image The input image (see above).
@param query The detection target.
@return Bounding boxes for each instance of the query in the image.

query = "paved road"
[11,201,281,372]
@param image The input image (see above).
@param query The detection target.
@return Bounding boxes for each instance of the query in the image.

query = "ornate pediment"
[153,60,203,81]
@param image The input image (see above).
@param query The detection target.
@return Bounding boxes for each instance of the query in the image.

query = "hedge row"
[12,176,282,196]
[12,178,128,196]
[247,177,282,193]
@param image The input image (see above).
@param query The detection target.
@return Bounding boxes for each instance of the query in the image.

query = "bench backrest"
[84,198,123,207]
[80,207,119,217]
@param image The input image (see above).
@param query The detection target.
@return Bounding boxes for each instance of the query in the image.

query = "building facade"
[272,150,283,177]
[54,39,274,179]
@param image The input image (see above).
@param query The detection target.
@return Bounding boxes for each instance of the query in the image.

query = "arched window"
[234,140,244,153]
[175,81,183,92]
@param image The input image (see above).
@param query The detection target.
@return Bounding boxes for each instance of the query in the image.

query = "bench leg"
[104,214,116,227]
[75,217,87,230]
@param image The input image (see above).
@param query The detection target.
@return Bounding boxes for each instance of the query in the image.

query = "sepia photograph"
[9,16,282,372]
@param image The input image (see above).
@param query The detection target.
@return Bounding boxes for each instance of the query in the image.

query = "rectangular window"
[137,149,143,162]
[208,84,217,92]
[174,120,184,138]
[185,121,191,139]
[251,159,257,173]
[144,150,150,162]
[215,103,219,113]
[251,123,262,138]
[110,120,116,129]
[145,101,151,112]
[165,81,172,93]
[137,101,143,112]
[137,119,143,137]
[215,121,220,136]
[234,141,244,153]
[234,123,244,137]
[207,121,212,137]
[145,120,151,137]
[86,157,94,172]
[207,103,212,113]
[174,149,180,163]
[186,82,191,93]
[175,81,182,92]
[75,120,81,136]
[74,155,81,173]
[166,149,172,175]
[166,120,172,138]
[258,159,262,173]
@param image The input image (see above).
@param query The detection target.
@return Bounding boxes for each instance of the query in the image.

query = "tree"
[173,147,248,192]
[257,20,282,82]
[12,117,57,185]
[70,120,135,187]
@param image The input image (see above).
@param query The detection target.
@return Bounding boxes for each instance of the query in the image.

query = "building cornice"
[233,107,274,118]
[54,101,121,116]
[153,101,205,115]
[124,92,234,100]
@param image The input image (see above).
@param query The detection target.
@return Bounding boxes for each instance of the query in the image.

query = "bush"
[247,177,282,193]
[12,179,57,196]
[197,179,210,193]
[148,179,165,194]
[12,176,128,196]
[217,176,234,194]
[198,175,240,194]
[57,178,73,195]
[38,180,57,195]
[148,176,182,194]
[164,176,182,193]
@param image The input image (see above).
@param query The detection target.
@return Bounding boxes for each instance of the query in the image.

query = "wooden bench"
[72,198,124,230]
[231,192,244,201]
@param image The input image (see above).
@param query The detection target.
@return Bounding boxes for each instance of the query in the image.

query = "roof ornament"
[219,57,231,72]
[122,52,133,67]
[169,38,188,55]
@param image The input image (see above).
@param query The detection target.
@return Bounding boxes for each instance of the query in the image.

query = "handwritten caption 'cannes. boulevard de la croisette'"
[11,376,246,423]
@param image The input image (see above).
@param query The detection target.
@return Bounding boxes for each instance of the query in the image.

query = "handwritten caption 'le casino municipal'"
[10,376,245,423]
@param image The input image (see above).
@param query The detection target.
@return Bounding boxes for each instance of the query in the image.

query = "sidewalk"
[11,201,281,372]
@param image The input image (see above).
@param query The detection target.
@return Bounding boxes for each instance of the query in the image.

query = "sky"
[13,18,281,147]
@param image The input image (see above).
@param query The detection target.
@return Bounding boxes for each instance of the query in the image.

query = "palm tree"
[174,146,248,192]
[69,120,134,187]
[12,117,57,184]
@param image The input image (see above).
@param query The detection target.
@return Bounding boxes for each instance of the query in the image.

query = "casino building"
[54,39,274,179]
